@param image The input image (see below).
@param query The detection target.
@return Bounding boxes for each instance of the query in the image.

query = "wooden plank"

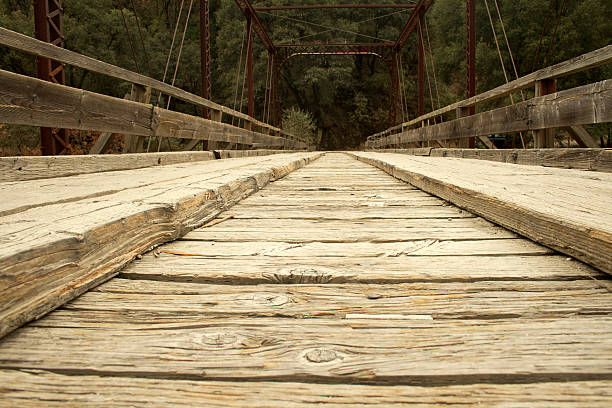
[222,206,475,219]
[184,218,516,242]
[0,27,282,134]
[0,69,305,150]
[2,370,611,407]
[0,151,260,182]
[0,154,289,217]
[376,147,612,173]
[51,279,611,321]
[351,152,612,274]
[372,79,612,146]
[0,153,321,339]
[370,45,612,135]
[0,69,152,136]
[152,108,293,147]
[162,238,552,257]
[1,316,611,380]
[568,125,598,148]
[120,253,603,284]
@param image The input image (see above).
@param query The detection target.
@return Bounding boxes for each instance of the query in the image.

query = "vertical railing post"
[533,79,557,148]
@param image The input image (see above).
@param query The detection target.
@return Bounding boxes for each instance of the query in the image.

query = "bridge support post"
[466,0,476,148]
[389,52,400,125]
[272,58,282,127]
[417,8,425,119]
[200,0,211,120]
[34,0,68,155]
[246,15,255,119]
[533,79,557,148]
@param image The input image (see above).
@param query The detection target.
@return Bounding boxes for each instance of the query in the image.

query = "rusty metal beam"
[466,0,476,147]
[417,8,425,118]
[34,0,68,155]
[234,0,275,53]
[200,0,211,120]
[393,0,433,52]
[246,15,255,118]
[389,51,400,125]
[276,43,394,66]
[255,4,417,11]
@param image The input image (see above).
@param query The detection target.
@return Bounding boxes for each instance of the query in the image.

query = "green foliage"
[282,107,319,147]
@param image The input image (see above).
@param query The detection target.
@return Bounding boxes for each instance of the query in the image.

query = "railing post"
[455,106,471,148]
[533,79,557,148]
[123,84,151,153]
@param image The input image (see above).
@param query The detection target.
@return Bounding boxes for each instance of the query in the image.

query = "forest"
[0,0,610,154]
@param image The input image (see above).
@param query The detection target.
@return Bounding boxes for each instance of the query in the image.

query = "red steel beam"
[393,0,434,52]
[246,16,255,118]
[34,0,68,155]
[234,0,275,53]
[255,4,417,11]
[200,0,211,119]
[466,0,476,147]
[417,8,425,118]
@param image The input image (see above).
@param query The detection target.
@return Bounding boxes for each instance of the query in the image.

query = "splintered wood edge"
[349,153,611,276]
[0,153,323,339]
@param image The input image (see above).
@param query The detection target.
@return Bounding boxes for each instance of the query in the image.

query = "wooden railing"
[0,27,309,152]
[367,45,612,150]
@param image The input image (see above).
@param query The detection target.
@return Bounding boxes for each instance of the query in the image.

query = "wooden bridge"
[1,2,612,406]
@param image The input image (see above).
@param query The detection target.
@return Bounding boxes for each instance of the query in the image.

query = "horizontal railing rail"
[0,27,308,150]
[368,45,612,149]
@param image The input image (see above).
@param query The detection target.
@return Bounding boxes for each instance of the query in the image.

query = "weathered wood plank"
[372,80,612,146]
[0,153,321,339]
[121,254,603,284]
[0,69,152,136]
[51,279,611,321]
[184,220,516,242]
[0,69,305,149]
[0,150,300,183]
[1,316,611,380]
[369,45,612,136]
[351,152,612,273]
[0,27,284,135]
[377,148,612,173]
[162,238,553,257]
[2,369,611,407]
[223,206,475,219]
[0,154,298,217]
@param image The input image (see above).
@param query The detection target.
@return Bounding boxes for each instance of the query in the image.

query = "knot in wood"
[304,348,338,363]
[200,333,238,348]
[252,293,290,306]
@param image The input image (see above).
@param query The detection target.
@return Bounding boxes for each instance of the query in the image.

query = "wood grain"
[2,369,610,407]
[0,153,321,339]
[2,152,610,405]
[373,148,612,173]
[1,317,611,380]
[351,152,612,274]
[368,45,612,139]
[370,79,612,147]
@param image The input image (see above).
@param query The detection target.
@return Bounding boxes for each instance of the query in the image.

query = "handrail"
[0,26,294,139]
[368,45,612,142]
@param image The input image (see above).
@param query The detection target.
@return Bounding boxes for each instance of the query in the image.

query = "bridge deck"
[1,153,611,406]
